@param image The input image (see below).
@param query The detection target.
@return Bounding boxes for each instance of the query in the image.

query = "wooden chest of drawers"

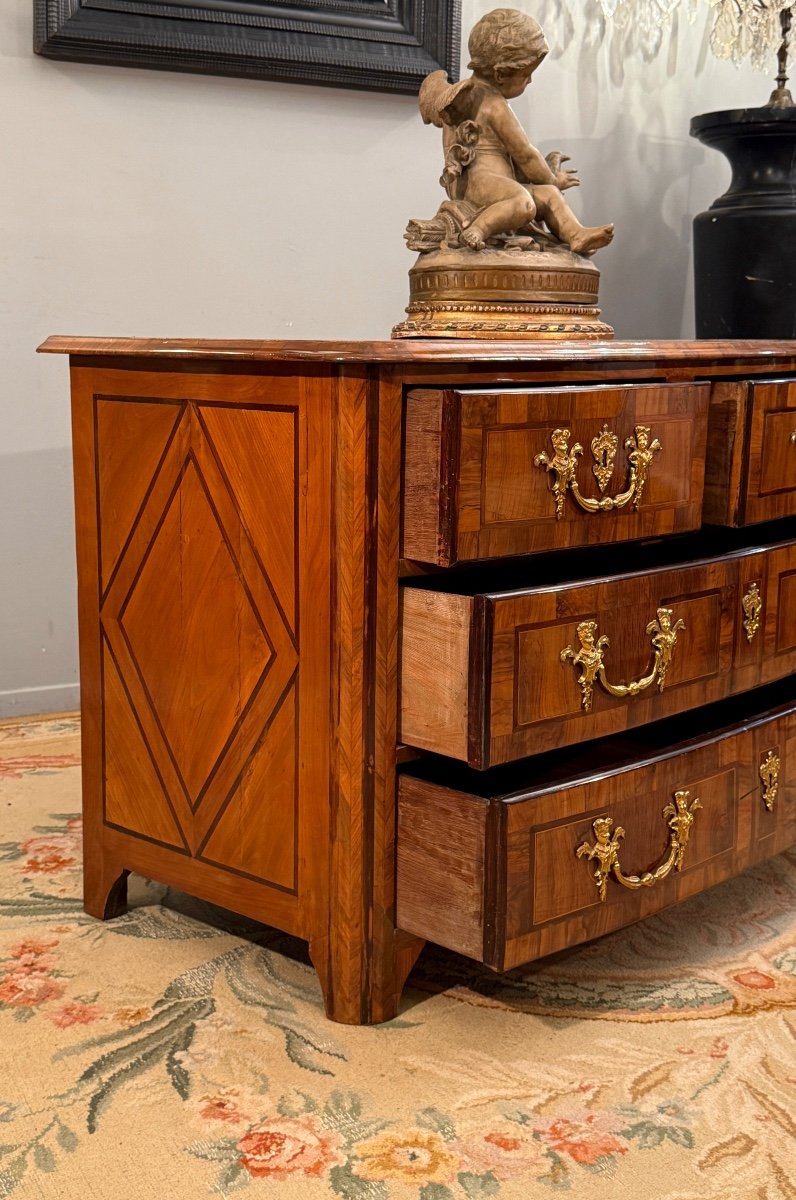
[41,336,796,1025]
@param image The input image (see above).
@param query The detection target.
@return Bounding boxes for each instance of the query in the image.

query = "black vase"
[690,106,796,338]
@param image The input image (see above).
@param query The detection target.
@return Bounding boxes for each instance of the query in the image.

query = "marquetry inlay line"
[95,396,187,606]
[196,670,300,895]
[195,406,300,653]
[100,631,191,855]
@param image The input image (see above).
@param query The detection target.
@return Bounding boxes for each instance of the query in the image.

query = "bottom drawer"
[397,685,796,969]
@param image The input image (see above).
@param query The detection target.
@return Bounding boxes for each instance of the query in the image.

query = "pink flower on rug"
[9,938,59,958]
[65,818,83,832]
[21,851,77,875]
[196,1090,252,1125]
[5,953,57,976]
[47,1001,102,1028]
[454,1126,548,1179]
[352,1129,459,1184]
[537,1111,630,1165]
[0,755,80,779]
[18,835,78,875]
[733,970,776,990]
[238,1116,346,1180]
[0,971,64,1007]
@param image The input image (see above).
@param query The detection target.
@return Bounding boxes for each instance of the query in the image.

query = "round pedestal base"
[392,245,614,341]
[393,301,612,340]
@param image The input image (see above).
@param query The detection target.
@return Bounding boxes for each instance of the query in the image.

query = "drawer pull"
[576,790,702,902]
[760,749,780,812]
[535,424,661,520]
[741,582,762,643]
[561,606,685,711]
[790,430,796,445]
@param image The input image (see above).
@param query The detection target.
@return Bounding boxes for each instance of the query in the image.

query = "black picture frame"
[33,0,461,95]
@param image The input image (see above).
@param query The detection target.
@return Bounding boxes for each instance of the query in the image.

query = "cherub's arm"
[485,95,576,189]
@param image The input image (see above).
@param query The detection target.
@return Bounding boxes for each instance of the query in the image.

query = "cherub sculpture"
[406,8,614,257]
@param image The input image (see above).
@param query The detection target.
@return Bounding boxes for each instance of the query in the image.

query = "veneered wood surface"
[39,335,796,368]
[745,381,796,525]
[71,364,328,935]
[58,338,796,1024]
[400,539,796,767]
[396,699,796,968]
[399,589,473,760]
[702,381,749,527]
[402,383,709,564]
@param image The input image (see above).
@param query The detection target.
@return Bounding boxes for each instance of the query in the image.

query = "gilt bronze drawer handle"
[561,606,685,711]
[534,424,662,520]
[742,582,762,643]
[576,790,702,902]
[760,749,780,812]
[790,430,796,445]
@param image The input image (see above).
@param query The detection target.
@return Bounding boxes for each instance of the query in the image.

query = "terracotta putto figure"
[393,7,615,340]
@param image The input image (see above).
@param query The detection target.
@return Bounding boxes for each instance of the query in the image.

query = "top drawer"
[705,378,796,527]
[402,382,709,565]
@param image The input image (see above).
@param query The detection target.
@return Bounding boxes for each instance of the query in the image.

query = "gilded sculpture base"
[392,245,614,340]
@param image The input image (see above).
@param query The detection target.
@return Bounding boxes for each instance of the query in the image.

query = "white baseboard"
[0,684,80,719]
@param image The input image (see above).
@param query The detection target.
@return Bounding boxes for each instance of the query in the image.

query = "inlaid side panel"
[71,365,332,940]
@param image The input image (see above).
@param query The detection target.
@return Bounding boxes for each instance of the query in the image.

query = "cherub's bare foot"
[460,225,486,251]
[569,224,614,255]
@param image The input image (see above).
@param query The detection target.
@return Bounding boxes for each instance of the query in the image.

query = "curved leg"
[84,861,129,920]
[309,930,426,1025]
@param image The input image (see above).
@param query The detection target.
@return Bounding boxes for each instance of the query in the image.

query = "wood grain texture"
[58,338,796,1024]
[702,381,750,527]
[69,363,331,944]
[399,589,473,760]
[397,695,796,968]
[403,383,709,564]
[39,336,796,368]
[399,539,796,767]
[745,381,796,525]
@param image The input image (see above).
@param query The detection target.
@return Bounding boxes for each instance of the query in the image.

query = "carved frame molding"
[33,0,461,95]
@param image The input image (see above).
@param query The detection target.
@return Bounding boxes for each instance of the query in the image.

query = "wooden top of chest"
[38,336,796,372]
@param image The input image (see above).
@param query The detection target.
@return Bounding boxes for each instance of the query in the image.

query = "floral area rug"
[0,716,795,1200]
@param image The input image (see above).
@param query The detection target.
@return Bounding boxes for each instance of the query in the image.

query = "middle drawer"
[400,536,796,768]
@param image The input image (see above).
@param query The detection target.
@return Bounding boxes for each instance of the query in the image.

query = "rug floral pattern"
[0,716,794,1199]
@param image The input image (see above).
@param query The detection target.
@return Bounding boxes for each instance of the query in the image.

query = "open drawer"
[402,382,709,565]
[397,686,796,969]
[399,533,796,767]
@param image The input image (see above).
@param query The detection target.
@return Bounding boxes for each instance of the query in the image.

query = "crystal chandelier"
[539,0,792,74]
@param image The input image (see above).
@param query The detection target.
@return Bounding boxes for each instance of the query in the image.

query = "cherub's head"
[468,8,549,98]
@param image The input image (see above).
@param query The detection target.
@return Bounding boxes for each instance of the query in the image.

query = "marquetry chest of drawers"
[42,336,796,1024]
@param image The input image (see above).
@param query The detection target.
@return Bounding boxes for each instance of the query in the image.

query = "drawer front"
[402,383,709,565]
[745,380,796,524]
[704,378,796,526]
[399,540,796,767]
[396,704,796,968]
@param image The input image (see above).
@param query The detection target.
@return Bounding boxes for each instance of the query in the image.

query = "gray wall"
[0,0,768,715]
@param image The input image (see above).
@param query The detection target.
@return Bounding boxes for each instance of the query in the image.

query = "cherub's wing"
[418,72,476,127]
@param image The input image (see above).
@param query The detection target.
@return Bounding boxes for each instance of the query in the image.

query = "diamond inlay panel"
[120,457,274,803]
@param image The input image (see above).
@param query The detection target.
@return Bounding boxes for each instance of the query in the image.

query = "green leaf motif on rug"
[418,1184,455,1200]
[458,1171,500,1197]
[416,1107,457,1142]
[329,1160,389,1198]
